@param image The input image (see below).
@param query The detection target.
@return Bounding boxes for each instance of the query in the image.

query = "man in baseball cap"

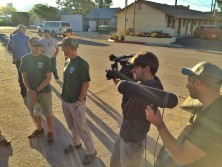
[58,37,79,48]
[182,61,222,89]
[145,61,222,167]
[29,37,43,46]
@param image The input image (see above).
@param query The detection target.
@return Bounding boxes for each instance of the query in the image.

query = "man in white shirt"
[40,29,61,83]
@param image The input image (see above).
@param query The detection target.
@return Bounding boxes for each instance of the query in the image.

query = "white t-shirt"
[40,37,58,58]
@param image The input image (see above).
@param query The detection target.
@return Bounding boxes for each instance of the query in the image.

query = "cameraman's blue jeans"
[51,57,59,80]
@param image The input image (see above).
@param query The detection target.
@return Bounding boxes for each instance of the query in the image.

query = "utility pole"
[211,0,214,11]
[175,0,177,6]
[133,0,136,32]
[124,0,127,34]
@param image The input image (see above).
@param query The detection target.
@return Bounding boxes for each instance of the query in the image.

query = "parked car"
[193,25,221,40]
[37,21,71,37]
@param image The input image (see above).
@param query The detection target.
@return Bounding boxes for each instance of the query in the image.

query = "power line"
[182,0,210,7]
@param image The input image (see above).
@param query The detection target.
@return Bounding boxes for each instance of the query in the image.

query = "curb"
[108,39,184,48]
[108,39,145,45]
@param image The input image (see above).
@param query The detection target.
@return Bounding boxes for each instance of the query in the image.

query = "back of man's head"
[17,24,26,33]
[131,51,159,75]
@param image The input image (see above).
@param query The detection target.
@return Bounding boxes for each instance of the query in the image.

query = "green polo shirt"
[20,53,52,93]
[61,56,90,103]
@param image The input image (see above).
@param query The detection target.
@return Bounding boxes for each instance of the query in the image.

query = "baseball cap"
[65,28,72,33]
[29,37,43,46]
[58,37,79,48]
[182,61,222,88]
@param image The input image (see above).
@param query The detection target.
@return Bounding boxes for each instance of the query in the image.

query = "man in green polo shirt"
[59,37,97,165]
[20,37,54,145]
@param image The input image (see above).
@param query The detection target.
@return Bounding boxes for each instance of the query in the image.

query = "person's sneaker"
[55,79,62,83]
[48,132,54,145]
[82,150,97,165]
[64,143,82,153]
[28,129,44,139]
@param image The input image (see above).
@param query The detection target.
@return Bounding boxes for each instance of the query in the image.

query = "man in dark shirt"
[146,61,222,167]
[110,51,163,167]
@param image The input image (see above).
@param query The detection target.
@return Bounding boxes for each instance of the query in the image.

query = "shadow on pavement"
[77,38,110,47]
[88,90,122,124]
[87,90,161,167]
[29,116,106,167]
[0,145,13,167]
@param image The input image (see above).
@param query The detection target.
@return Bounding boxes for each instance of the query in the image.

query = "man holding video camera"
[146,61,222,167]
[110,51,164,167]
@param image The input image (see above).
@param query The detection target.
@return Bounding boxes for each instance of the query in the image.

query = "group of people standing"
[1,24,222,167]
[3,24,96,165]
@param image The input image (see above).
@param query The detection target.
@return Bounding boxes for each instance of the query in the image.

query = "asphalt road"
[0,27,222,167]
[174,36,222,53]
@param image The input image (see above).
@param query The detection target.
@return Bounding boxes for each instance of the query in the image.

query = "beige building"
[116,0,220,37]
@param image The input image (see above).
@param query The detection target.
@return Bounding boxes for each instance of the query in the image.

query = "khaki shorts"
[28,92,53,117]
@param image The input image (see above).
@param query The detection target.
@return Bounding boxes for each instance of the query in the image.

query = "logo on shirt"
[69,67,75,73]
[38,62,44,68]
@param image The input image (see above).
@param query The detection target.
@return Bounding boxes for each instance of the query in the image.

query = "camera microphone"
[117,81,178,108]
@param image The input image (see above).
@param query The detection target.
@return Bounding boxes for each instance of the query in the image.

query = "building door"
[177,18,181,36]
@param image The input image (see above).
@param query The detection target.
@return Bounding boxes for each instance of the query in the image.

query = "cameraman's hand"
[145,105,164,130]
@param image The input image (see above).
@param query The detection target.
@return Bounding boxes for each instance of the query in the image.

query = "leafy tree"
[56,0,96,15]
[216,0,222,11]
[30,4,59,21]
[95,0,113,8]
[0,6,16,15]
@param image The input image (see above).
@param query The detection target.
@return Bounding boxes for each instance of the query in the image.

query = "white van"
[37,21,71,37]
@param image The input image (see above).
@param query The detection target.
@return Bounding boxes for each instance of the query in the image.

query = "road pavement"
[0,27,222,167]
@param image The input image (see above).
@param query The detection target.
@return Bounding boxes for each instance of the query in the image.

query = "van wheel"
[51,31,56,37]
[38,30,43,36]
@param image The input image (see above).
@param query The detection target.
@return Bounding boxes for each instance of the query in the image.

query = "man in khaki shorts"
[20,37,54,145]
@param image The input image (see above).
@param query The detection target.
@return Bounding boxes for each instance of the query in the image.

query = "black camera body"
[106,54,134,80]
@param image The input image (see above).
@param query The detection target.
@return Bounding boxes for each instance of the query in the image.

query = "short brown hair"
[131,51,159,75]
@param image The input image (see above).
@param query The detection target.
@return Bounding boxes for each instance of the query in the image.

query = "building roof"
[85,8,120,19]
[117,1,218,20]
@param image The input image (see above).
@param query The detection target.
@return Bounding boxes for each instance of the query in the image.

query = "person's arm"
[75,81,89,109]
[78,81,89,101]
[54,47,59,57]
[36,72,52,93]
[145,105,206,165]
[22,72,37,102]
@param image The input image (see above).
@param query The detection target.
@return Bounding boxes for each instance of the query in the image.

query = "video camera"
[105,54,134,80]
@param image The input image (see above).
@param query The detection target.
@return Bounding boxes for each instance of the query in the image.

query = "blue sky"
[0,0,218,12]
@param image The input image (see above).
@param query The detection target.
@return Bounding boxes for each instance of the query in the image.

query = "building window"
[171,17,175,28]
[194,19,196,26]
[183,18,186,26]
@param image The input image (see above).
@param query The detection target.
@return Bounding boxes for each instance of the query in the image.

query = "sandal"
[0,139,11,146]
[48,132,54,145]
